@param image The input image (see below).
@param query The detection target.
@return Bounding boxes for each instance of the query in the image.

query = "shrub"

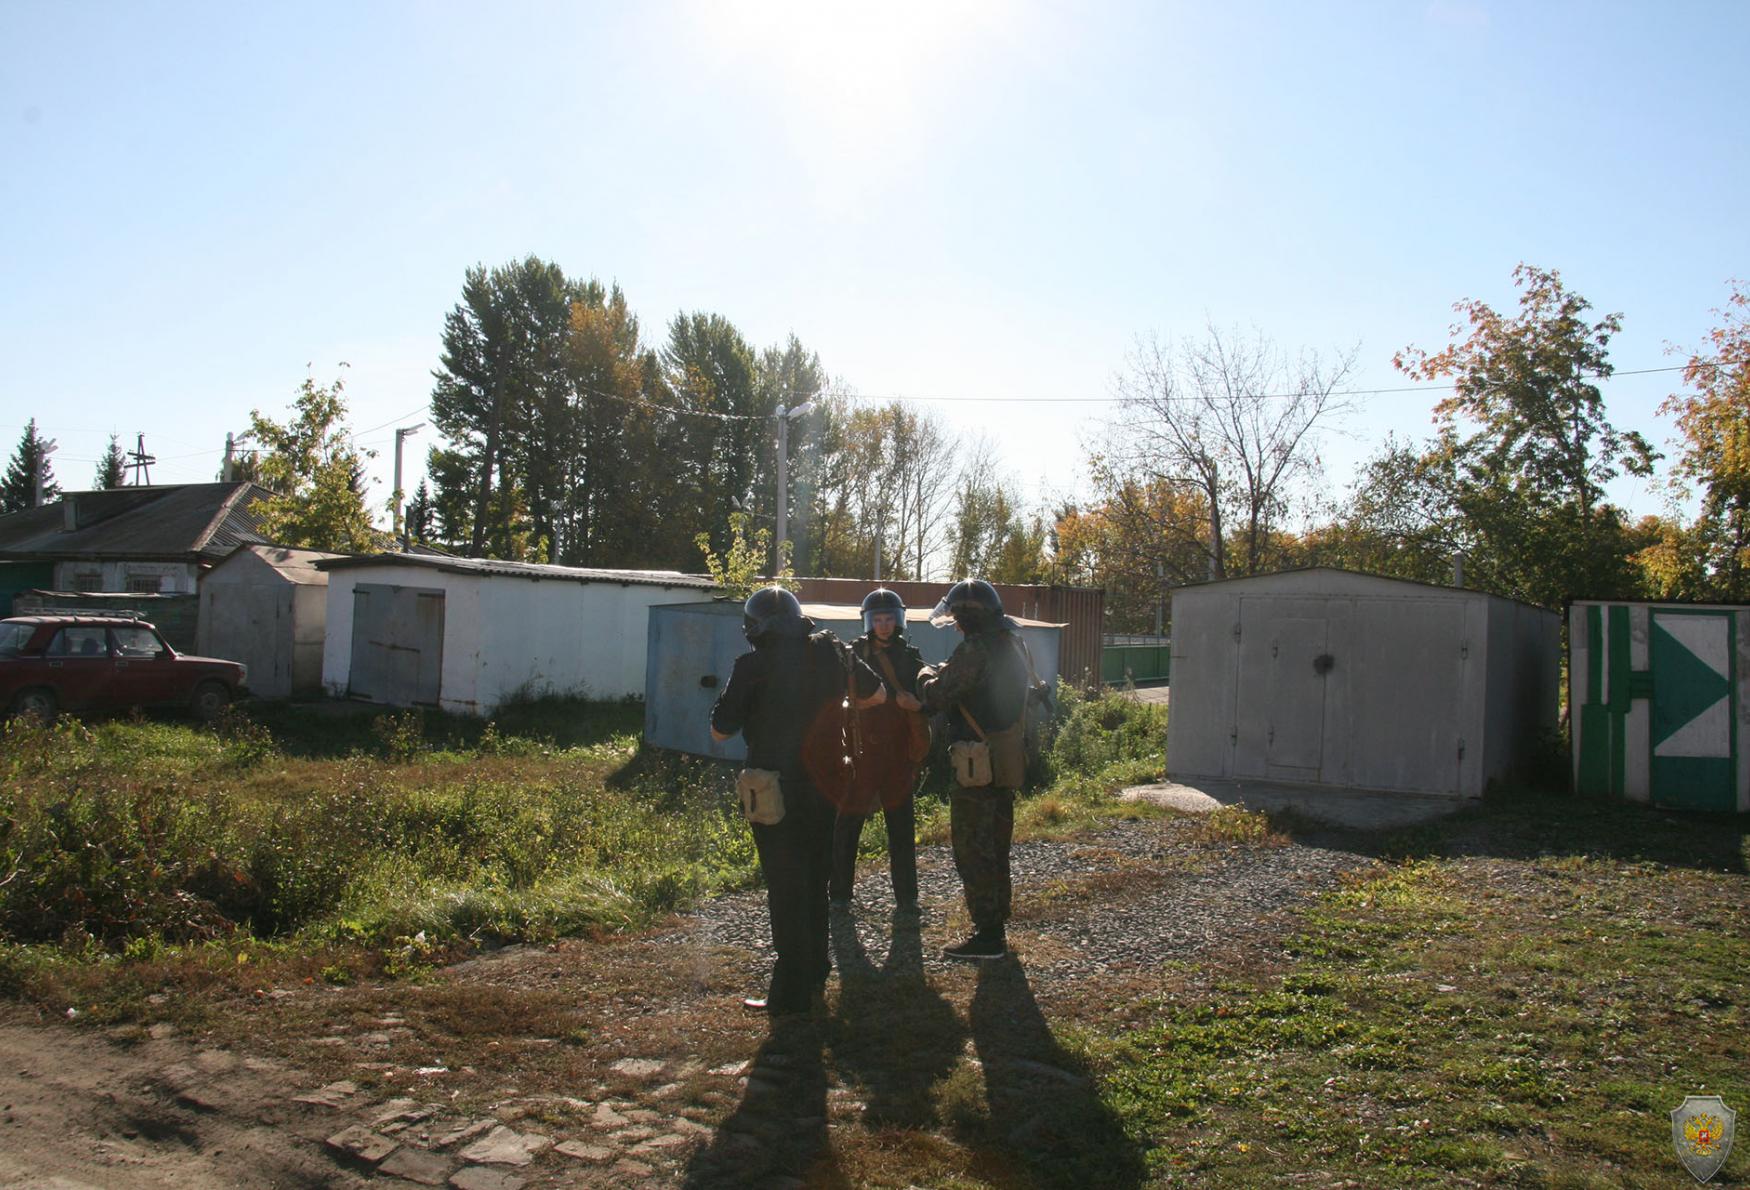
[1046,684,1167,778]
[0,699,763,956]
[371,709,428,762]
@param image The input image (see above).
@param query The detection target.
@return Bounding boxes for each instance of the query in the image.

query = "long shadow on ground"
[682,1020,846,1189]
[1273,787,1750,875]
[964,956,1148,1189]
[825,914,961,1129]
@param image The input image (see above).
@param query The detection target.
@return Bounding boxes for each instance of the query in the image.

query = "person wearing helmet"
[711,585,886,1016]
[918,578,1031,961]
[830,587,928,916]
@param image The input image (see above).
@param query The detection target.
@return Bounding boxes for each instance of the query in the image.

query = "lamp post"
[392,422,426,543]
[773,401,813,570]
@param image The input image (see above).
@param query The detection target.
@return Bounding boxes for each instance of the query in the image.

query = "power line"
[0,363,1722,454]
[834,363,1718,407]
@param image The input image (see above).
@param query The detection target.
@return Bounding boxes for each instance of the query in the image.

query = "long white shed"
[1167,568,1558,798]
[315,554,714,714]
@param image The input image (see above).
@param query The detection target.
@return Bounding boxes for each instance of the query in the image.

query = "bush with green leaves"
[1046,683,1168,777]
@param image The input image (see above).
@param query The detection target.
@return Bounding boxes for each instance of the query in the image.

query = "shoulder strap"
[873,647,905,693]
[958,704,987,741]
[1008,631,1041,686]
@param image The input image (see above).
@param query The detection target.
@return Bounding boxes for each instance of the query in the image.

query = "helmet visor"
[864,609,903,636]
[928,595,958,629]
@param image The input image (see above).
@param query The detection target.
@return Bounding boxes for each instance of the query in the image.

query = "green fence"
[1102,639,1171,685]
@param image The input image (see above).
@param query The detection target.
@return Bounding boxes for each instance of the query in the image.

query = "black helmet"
[930,578,1003,633]
[859,587,906,636]
[743,585,805,643]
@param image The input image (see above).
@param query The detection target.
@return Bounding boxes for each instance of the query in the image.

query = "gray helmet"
[742,586,805,642]
[930,579,1003,632]
[860,587,906,635]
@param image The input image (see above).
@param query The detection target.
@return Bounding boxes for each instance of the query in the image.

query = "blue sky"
[3,1,1745,529]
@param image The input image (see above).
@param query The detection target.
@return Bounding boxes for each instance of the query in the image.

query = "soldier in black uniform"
[711,586,885,1016]
[918,579,1031,961]
[830,587,927,916]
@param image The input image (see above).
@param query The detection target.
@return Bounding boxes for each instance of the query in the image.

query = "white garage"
[1167,568,1559,798]
[316,554,713,715]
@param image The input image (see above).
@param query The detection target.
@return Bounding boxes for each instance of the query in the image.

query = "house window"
[72,572,102,591]
[126,575,164,593]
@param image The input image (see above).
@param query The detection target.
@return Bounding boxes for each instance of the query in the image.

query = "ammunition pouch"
[736,768,785,825]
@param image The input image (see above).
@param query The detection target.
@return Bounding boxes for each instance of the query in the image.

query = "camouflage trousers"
[950,786,1015,932]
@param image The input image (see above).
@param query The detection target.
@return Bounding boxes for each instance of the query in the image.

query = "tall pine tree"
[95,433,128,489]
[2,419,60,513]
[403,479,435,544]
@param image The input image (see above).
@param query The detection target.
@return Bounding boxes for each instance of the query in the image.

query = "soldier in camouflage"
[918,578,1031,961]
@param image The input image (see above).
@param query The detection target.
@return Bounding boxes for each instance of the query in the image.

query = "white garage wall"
[322,564,708,713]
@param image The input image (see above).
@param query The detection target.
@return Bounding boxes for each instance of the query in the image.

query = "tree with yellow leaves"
[1652,283,1750,600]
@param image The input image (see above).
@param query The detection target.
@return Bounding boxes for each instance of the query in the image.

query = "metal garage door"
[348,583,445,706]
[1650,608,1736,812]
[1233,595,1468,793]
[1234,597,1338,780]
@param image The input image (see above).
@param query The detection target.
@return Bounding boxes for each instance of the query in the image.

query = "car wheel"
[190,681,232,722]
[12,686,57,722]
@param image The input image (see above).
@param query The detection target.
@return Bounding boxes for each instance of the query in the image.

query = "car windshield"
[0,622,34,655]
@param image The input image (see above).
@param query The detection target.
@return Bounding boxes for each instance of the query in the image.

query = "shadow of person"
[826,912,963,1129]
[966,956,1148,1189]
[682,1020,848,1190]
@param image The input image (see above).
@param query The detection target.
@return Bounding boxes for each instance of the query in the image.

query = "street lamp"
[774,401,813,569]
[392,422,426,544]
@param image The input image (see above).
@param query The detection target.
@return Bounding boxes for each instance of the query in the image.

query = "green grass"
[1069,794,1750,1186]
[0,701,755,958]
[1,686,1170,1016]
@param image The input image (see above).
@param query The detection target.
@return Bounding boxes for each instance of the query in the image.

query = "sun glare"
[685,0,1018,184]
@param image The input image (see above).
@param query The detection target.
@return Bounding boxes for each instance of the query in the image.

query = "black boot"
[942,927,1006,961]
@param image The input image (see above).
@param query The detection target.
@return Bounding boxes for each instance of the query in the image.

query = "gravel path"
[658,812,1370,993]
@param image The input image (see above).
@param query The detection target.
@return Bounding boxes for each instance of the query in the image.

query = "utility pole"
[773,401,813,573]
[392,422,426,544]
[127,433,155,486]
[1154,559,1164,637]
[222,433,235,482]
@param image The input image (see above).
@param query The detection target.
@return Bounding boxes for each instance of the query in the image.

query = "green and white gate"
[1571,601,1748,812]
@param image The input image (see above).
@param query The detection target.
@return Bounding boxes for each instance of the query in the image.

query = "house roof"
[314,551,716,590]
[206,543,342,586]
[0,483,275,562]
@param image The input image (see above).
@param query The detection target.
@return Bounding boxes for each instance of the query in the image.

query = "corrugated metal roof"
[674,599,1065,629]
[208,544,341,585]
[798,602,1065,629]
[0,483,275,560]
[1171,565,1549,609]
[314,552,716,589]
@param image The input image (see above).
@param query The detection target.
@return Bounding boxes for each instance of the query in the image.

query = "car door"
[42,626,115,710]
[109,624,181,708]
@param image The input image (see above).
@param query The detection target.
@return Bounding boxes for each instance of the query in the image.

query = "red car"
[0,615,247,721]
